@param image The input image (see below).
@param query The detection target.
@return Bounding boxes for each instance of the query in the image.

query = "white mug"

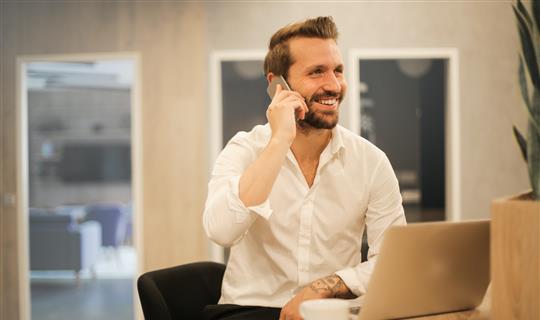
[299,299,352,320]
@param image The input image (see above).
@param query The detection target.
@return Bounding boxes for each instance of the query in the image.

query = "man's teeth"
[318,99,337,105]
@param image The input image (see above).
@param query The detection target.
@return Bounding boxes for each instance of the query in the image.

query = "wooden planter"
[491,193,540,320]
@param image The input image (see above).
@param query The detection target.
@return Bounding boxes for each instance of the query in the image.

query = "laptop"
[358,220,490,320]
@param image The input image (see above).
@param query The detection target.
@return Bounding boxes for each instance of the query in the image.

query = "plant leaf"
[514,4,540,89]
[519,59,540,136]
[532,0,540,33]
[513,125,528,162]
[519,58,531,108]
[527,120,540,199]
[517,0,533,29]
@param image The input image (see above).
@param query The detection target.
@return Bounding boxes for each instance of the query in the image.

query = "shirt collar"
[271,123,346,162]
[330,125,345,156]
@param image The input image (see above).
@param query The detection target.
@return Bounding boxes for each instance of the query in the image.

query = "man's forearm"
[239,138,290,207]
[308,274,356,299]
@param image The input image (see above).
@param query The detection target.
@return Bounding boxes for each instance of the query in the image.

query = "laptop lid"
[358,220,490,320]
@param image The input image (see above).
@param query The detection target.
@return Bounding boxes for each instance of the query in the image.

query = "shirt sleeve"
[335,153,406,297]
[203,133,273,248]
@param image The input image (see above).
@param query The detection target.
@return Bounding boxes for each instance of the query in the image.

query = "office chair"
[137,261,226,320]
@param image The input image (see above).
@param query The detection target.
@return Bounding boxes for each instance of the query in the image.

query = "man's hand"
[266,84,308,146]
[238,84,307,208]
[279,285,325,320]
[279,274,355,320]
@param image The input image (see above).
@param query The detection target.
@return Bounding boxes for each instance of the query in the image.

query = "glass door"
[25,59,137,320]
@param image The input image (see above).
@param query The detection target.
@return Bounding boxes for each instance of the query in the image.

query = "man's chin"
[298,113,338,130]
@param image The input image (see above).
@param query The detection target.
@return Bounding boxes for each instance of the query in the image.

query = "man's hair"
[263,16,339,79]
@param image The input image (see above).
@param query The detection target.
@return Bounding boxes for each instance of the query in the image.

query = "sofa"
[29,209,102,279]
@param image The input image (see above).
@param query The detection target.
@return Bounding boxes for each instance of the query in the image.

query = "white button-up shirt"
[203,124,406,308]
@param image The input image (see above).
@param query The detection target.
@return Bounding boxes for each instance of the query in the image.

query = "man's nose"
[323,72,342,93]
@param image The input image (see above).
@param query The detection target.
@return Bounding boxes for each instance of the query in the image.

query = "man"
[203,16,406,320]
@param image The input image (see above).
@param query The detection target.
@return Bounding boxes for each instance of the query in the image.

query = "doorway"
[348,48,461,222]
[17,54,143,320]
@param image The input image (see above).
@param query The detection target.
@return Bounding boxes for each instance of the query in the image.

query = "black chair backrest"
[137,262,226,320]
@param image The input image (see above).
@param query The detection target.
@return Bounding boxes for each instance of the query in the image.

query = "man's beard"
[298,91,342,130]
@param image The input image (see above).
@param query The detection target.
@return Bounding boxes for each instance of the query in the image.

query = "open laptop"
[358,220,490,320]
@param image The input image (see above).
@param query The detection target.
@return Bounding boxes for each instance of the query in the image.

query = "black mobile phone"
[267,75,291,98]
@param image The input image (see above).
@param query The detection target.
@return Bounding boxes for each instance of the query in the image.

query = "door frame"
[347,48,461,221]
[16,52,144,320]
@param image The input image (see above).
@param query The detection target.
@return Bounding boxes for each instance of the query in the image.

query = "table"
[411,309,486,320]
[411,288,490,320]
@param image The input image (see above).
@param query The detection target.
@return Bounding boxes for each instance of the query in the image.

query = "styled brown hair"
[263,16,339,79]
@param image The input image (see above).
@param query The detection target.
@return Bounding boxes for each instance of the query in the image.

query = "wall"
[1,2,208,319]
[205,1,528,220]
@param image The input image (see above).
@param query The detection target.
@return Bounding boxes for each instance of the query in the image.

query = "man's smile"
[309,93,341,111]
[314,98,338,110]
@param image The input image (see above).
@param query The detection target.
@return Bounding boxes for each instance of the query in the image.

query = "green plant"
[513,0,540,200]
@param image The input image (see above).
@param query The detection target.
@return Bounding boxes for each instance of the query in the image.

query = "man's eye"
[310,69,323,76]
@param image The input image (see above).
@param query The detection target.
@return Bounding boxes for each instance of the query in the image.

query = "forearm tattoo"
[308,274,356,299]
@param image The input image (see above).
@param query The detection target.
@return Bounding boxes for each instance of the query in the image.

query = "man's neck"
[290,126,333,162]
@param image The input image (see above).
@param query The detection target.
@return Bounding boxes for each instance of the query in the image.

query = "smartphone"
[267,75,291,98]
[267,75,306,120]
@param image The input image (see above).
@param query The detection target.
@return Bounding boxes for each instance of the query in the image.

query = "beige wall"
[0,1,529,319]
[206,1,528,220]
[1,2,209,319]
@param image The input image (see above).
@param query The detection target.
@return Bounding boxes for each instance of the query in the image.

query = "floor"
[31,278,133,320]
[30,246,136,320]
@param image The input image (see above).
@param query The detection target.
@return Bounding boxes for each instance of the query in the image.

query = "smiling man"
[203,16,406,320]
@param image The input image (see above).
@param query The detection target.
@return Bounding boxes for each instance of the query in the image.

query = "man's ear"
[266,73,275,85]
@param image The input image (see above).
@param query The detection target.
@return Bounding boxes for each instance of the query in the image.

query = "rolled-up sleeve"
[203,133,273,248]
[335,153,406,297]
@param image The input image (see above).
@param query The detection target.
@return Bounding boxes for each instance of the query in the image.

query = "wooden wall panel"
[1,2,209,319]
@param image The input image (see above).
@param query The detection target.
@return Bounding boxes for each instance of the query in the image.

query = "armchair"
[85,203,127,249]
